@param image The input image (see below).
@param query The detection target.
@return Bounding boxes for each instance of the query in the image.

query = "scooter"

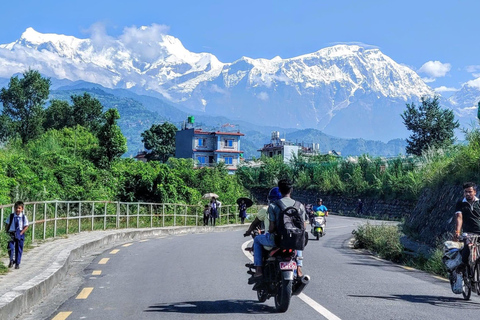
[310,212,326,240]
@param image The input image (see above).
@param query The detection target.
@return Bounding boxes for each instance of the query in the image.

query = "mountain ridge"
[0,27,478,142]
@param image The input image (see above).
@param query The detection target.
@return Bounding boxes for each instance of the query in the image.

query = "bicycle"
[458,234,480,300]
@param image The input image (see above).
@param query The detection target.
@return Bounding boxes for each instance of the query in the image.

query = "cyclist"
[454,182,480,264]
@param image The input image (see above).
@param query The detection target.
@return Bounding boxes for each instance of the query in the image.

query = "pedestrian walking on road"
[5,201,29,269]
[357,199,363,214]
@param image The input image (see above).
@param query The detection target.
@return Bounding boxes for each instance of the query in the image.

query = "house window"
[224,139,234,148]
[198,156,206,164]
[198,138,206,147]
[224,157,233,165]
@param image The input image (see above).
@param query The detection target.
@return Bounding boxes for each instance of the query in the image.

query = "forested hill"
[49,86,407,158]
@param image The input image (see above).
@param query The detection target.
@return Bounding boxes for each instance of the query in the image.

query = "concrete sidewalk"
[0,225,245,320]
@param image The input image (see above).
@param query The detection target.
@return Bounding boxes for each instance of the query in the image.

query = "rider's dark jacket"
[455,196,480,234]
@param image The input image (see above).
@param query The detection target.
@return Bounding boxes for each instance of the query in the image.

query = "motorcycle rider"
[248,179,306,283]
[244,187,282,283]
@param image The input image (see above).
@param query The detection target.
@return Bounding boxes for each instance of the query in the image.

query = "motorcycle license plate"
[279,261,297,270]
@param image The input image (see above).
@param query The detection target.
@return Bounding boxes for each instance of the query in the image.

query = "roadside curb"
[0,224,245,320]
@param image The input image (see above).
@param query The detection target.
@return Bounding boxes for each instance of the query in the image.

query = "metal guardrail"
[1,200,261,242]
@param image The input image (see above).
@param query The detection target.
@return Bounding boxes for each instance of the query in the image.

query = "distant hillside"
[49,86,406,159]
[50,88,168,157]
[285,129,407,157]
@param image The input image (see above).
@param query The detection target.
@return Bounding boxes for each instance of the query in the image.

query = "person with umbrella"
[209,197,221,226]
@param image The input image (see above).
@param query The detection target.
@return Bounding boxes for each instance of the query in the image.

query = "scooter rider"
[311,198,328,223]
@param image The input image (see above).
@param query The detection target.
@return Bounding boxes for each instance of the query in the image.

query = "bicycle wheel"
[462,269,472,300]
[474,262,480,295]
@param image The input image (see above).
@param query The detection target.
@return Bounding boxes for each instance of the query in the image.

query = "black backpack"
[274,200,306,250]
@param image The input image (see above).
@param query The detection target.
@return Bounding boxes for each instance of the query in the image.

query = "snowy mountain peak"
[19,27,86,47]
[0,28,454,141]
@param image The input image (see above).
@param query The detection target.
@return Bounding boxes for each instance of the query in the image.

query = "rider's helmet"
[267,187,282,203]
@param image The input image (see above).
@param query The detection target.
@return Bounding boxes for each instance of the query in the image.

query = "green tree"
[97,109,127,164]
[141,122,177,162]
[401,96,459,156]
[44,99,74,130]
[0,114,14,143]
[71,93,104,133]
[0,70,51,144]
[477,101,480,123]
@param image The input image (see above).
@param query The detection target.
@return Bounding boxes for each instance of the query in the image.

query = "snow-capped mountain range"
[0,27,479,141]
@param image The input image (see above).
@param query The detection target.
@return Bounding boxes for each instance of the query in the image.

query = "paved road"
[10,216,480,319]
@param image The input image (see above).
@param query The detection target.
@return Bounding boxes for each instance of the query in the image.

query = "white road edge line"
[241,240,342,320]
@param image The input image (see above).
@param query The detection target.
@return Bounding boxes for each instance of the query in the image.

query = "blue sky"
[0,0,478,95]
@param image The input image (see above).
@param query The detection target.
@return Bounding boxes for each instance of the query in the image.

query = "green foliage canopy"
[401,96,459,156]
[0,70,51,144]
[141,122,177,162]
[97,108,127,164]
[44,99,74,130]
[71,93,104,133]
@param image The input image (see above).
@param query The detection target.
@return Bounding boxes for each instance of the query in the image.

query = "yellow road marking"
[401,266,416,271]
[110,249,120,254]
[122,243,133,247]
[52,311,72,320]
[433,275,449,282]
[76,287,93,299]
[98,258,109,264]
[140,239,148,242]
[92,270,102,276]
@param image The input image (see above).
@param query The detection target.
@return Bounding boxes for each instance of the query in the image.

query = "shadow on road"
[349,294,480,309]
[145,299,276,314]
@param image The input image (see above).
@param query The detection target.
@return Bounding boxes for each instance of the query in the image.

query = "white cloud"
[119,24,170,63]
[434,86,459,93]
[257,91,269,100]
[466,65,480,73]
[466,77,480,90]
[329,42,379,50]
[85,22,115,50]
[418,61,451,78]
[422,77,436,83]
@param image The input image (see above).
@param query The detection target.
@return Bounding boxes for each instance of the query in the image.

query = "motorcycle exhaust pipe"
[292,275,310,296]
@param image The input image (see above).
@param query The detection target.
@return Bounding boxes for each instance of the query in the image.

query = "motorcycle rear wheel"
[274,279,292,312]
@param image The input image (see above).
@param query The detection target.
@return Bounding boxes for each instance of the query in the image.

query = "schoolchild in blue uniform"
[5,201,29,269]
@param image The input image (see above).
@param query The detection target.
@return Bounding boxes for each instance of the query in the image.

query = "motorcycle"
[310,211,326,240]
[244,232,310,312]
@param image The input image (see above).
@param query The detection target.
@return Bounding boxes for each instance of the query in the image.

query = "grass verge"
[352,222,447,278]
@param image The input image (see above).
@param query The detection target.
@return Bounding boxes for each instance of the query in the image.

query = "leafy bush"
[353,222,448,277]
[353,222,403,261]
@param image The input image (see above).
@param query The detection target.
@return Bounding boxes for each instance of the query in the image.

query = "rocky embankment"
[251,184,463,249]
